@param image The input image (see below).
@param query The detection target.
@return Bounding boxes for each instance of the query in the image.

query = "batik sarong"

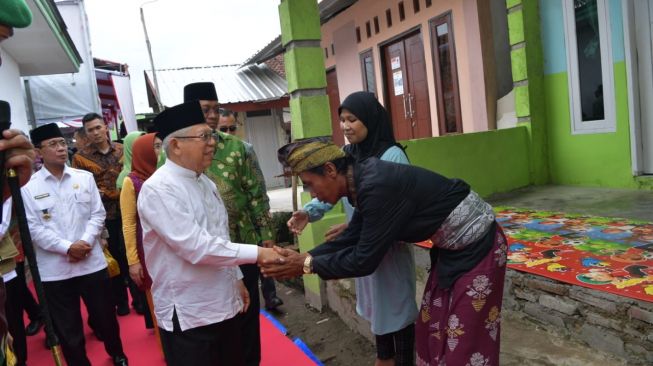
[416,226,508,366]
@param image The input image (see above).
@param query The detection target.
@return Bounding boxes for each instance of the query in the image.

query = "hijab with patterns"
[116,131,144,188]
[338,91,402,161]
[130,133,159,181]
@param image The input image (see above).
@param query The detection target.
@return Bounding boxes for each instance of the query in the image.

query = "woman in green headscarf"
[116,131,145,189]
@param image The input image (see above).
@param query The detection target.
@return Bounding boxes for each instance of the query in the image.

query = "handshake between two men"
[257,246,310,280]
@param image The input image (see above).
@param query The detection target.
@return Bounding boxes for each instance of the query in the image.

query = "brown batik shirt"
[72,142,123,220]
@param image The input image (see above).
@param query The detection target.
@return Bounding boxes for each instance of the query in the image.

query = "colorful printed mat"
[417,207,653,302]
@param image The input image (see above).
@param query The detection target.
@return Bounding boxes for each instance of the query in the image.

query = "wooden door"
[382,31,432,140]
[326,69,344,146]
[383,40,410,140]
[431,12,462,134]
[404,32,432,138]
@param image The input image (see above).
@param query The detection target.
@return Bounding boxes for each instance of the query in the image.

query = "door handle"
[408,93,416,127]
[403,94,409,120]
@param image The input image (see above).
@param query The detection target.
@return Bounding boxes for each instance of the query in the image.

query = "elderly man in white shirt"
[22,123,128,366]
[138,101,282,366]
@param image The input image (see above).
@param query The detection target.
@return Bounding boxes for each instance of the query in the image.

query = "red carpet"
[24,303,317,365]
[418,207,653,302]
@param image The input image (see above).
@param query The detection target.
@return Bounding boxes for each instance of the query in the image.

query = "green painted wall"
[296,195,345,294]
[402,126,531,197]
[545,62,635,188]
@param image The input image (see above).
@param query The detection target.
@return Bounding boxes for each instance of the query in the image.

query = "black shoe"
[116,303,130,316]
[25,318,44,336]
[112,355,129,366]
[265,297,284,310]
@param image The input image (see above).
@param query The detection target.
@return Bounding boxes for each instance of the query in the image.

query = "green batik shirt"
[205,132,274,244]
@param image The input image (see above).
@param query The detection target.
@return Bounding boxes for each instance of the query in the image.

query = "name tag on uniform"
[34,193,50,200]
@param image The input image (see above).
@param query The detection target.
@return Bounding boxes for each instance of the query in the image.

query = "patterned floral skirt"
[416,227,507,366]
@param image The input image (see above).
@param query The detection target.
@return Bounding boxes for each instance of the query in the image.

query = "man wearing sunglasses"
[218,109,283,311]
[183,83,277,366]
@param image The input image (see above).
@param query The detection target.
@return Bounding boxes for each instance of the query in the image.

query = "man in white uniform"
[138,101,282,366]
[22,123,128,366]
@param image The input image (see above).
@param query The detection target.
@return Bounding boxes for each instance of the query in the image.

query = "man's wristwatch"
[303,254,313,274]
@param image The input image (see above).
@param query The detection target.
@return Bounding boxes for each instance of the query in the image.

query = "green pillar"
[278,0,334,310]
[507,0,548,184]
[279,0,331,140]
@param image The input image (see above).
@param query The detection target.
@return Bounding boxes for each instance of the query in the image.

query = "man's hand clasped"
[258,246,307,280]
[67,240,92,262]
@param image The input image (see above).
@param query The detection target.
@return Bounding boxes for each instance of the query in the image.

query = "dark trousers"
[14,262,41,321]
[238,264,261,366]
[375,323,415,366]
[159,310,244,366]
[259,274,278,305]
[105,218,143,309]
[5,277,27,365]
[43,269,125,366]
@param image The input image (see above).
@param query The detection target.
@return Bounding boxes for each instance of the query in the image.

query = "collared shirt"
[138,159,258,332]
[205,132,274,244]
[72,141,123,220]
[21,165,107,282]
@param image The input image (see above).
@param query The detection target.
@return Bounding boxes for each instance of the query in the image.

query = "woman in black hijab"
[338,91,404,161]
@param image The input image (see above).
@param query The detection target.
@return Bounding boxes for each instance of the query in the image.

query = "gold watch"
[303,254,313,274]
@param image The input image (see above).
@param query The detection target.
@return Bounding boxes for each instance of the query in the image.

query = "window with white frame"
[562,0,615,134]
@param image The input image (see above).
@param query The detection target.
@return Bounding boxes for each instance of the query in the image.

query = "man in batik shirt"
[217,109,283,310]
[183,82,275,366]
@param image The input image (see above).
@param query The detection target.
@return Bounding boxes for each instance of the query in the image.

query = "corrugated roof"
[145,63,287,107]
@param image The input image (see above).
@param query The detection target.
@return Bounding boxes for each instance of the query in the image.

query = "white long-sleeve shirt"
[137,159,258,332]
[21,165,106,281]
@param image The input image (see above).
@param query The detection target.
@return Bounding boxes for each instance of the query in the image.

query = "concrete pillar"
[279,0,331,140]
[278,0,335,310]
[507,0,548,184]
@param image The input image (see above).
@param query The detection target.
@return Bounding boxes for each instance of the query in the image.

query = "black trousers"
[14,262,41,321]
[5,277,27,365]
[259,273,278,305]
[43,269,125,366]
[159,310,244,366]
[238,264,261,366]
[375,323,415,366]
[105,218,143,309]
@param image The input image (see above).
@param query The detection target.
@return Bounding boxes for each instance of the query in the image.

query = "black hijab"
[338,91,402,161]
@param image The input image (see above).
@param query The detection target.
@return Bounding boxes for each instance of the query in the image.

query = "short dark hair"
[305,155,353,176]
[220,109,234,118]
[82,112,103,125]
[75,126,86,137]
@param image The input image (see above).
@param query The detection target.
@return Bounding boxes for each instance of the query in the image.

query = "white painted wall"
[25,1,100,123]
[0,47,31,133]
